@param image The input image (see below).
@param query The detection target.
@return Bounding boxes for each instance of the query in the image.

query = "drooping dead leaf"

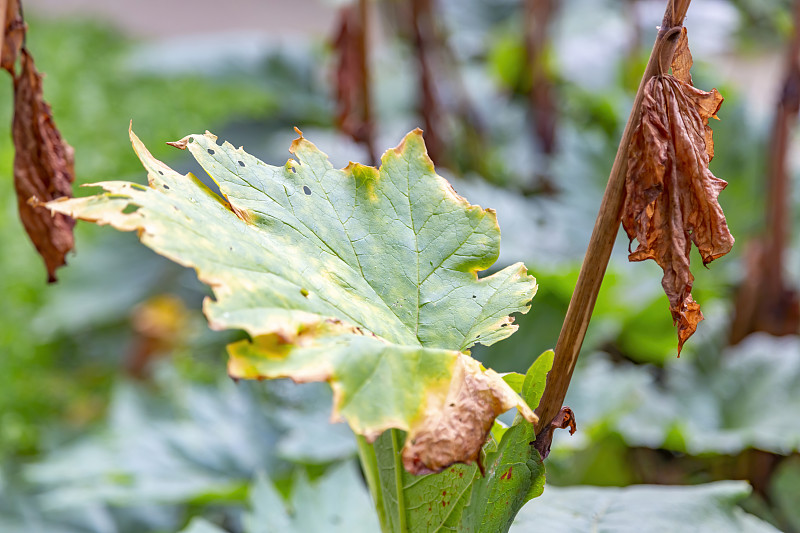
[331,3,377,164]
[2,0,23,72]
[671,27,693,86]
[11,49,75,282]
[623,30,733,353]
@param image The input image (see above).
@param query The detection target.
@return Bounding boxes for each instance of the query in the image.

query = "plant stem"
[356,0,378,165]
[534,0,692,433]
[390,429,408,532]
[729,0,800,342]
[356,435,391,533]
[0,0,8,62]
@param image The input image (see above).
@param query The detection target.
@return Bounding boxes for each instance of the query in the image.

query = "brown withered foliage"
[332,1,377,165]
[1,0,23,71]
[401,356,526,475]
[3,1,75,282]
[623,28,734,354]
[533,406,576,460]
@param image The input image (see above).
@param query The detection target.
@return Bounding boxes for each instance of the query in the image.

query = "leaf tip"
[166,137,190,150]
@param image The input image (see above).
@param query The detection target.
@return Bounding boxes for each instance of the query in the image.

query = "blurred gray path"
[24,0,336,38]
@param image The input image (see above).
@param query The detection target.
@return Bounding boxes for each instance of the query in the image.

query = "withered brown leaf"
[400,355,530,475]
[671,27,693,86]
[11,49,75,282]
[623,31,733,354]
[533,406,576,460]
[332,6,369,144]
[1,0,24,72]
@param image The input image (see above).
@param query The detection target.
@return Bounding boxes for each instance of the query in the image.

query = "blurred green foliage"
[1,1,799,532]
[0,17,273,459]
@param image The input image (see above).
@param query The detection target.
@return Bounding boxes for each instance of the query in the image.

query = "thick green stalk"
[390,429,409,532]
[356,435,390,532]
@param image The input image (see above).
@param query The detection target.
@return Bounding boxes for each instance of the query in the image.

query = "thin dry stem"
[0,0,9,61]
[534,0,692,434]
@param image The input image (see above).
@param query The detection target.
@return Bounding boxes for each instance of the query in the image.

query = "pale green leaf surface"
[511,481,780,533]
[179,518,227,533]
[244,463,379,533]
[373,429,478,533]
[47,128,537,474]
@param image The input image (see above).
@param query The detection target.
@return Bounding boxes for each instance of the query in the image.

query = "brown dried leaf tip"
[4,2,75,282]
[623,28,734,354]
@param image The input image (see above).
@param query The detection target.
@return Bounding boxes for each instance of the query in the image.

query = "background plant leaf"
[553,334,800,456]
[511,481,780,532]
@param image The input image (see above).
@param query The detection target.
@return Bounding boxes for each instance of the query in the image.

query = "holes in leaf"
[238,160,245,167]
[163,184,170,190]
[303,185,311,195]
[158,170,164,175]
[472,295,476,299]
[289,166,297,174]
[207,149,215,155]
[188,137,194,143]
[122,204,141,214]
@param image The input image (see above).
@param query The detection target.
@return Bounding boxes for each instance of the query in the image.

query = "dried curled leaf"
[332,4,369,144]
[1,0,24,72]
[11,49,75,282]
[671,27,693,86]
[533,406,576,460]
[623,32,733,353]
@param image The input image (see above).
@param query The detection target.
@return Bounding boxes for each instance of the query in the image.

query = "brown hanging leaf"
[331,2,376,164]
[671,27,693,86]
[1,0,24,72]
[11,49,75,282]
[623,31,733,354]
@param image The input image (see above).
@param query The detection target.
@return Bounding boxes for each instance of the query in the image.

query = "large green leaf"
[511,481,780,532]
[48,127,537,475]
